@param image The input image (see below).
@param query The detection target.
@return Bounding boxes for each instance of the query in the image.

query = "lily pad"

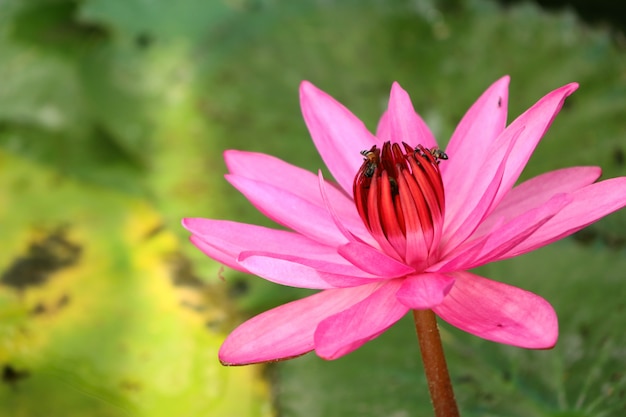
[0,152,270,416]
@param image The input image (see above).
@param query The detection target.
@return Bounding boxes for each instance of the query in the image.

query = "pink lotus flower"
[183,77,626,365]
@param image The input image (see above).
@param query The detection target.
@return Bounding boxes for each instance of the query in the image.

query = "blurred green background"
[1,0,625,416]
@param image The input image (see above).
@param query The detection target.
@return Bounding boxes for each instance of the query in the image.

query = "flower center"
[353,141,446,268]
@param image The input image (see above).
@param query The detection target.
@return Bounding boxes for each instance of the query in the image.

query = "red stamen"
[353,141,446,267]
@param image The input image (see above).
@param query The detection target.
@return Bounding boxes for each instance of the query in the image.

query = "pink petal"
[183,218,337,272]
[226,150,370,241]
[225,150,318,192]
[376,82,437,148]
[337,241,415,277]
[433,271,558,349]
[490,83,579,206]
[189,235,245,272]
[441,136,515,253]
[225,150,352,217]
[314,280,408,360]
[317,170,376,245]
[395,273,456,309]
[300,81,378,195]
[219,283,383,365]
[238,251,384,289]
[476,166,602,234]
[503,177,626,258]
[441,76,509,200]
[226,175,347,245]
[442,82,578,251]
[437,193,572,271]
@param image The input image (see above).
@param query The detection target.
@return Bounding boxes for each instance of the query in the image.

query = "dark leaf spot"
[29,303,47,316]
[2,365,30,387]
[228,278,249,298]
[57,293,70,308]
[168,253,205,288]
[1,229,81,291]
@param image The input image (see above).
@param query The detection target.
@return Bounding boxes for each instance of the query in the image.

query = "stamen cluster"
[353,142,446,267]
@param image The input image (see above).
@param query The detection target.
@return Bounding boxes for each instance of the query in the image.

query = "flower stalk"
[413,309,460,417]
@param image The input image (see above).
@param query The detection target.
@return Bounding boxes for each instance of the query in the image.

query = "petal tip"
[388,81,411,104]
[299,80,318,97]
[496,74,511,86]
[218,349,256,367]
[390,80,405,92]
[222,148,238,164]
[555,82,579,99]
[181,217,196,231]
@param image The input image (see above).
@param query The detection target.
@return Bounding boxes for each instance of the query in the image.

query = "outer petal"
[490,83,579,206]
[433,271,558,349]
[376,82,437,149]
[476,166,602,234]
[238,251,385,289]
[183,218,337,272]
[226,151,371,243]
[395,273,456,309]
[442,82,578,250]
[314,280,408,360]
[226,150,362,230]
[300,81,378,195]
[441,76,509,195]
[226,175,348,245]
[225,150,322,198]
[502,177,626,258]
[436,193,572,272]
[189,235,244,272]
[219,283,383,365]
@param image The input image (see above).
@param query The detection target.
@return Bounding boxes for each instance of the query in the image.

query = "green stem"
[412,309,460,417]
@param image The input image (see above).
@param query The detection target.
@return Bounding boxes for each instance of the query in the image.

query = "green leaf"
[79,0,233,39]
[0,151,271,417]
[0,0,150,193]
